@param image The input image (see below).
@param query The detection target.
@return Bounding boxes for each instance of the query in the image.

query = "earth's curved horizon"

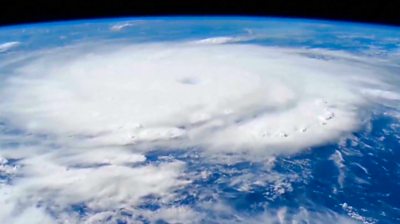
[0,17,399,224]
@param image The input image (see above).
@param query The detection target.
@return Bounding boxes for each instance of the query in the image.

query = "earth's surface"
[0,17,400,224]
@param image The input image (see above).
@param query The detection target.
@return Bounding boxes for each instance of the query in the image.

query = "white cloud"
[0,153,187,223]
[0,41,20,53]
[360,88,400,101]
[18,158,185,209]
[198,201,360,224]
[191,36,252,44]
[110,21,143,31]
[0,191,55,224]
[142,206,201,224]
[56,147,146,166]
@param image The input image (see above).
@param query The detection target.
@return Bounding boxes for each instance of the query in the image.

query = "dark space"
[0,0,399,27]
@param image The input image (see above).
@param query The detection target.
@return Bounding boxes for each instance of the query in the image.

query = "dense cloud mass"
[0,39,399,223]
[2,43,398,152]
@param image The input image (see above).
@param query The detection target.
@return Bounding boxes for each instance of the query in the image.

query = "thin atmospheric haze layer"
[0,17,400,224]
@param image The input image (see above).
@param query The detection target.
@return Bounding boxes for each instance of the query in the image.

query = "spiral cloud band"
[2,43,397,152]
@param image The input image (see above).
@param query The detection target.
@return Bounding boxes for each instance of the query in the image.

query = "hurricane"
[0,17,400,224]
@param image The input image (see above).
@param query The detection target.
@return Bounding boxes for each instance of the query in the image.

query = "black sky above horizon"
[0,0,399,27]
